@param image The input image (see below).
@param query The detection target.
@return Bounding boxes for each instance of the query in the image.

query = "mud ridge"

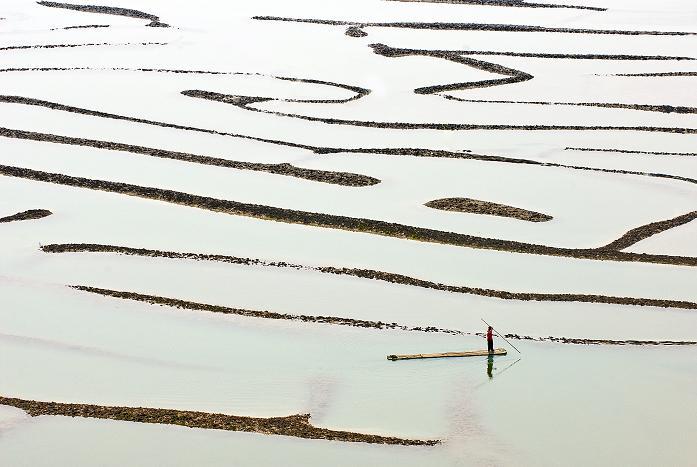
[72,284,697,344]
[564,147,697,157]
[252,16,696,36]
[370,43,534,94]
[43,244,697,308]
[316,146,696,186]
[0,94,317,153]
[1,94,693,187]
[182,88,697,135]
[0,127,379,187]
[51,24,110,30]
[600,211,697,250]
[0,42,165,52]
[37,1,169,27]
[503,334,696,345]
[181,43,697,135]
[0,67,369,102]
[384,0,606,11]
[425,197,552,222]
[4,164,697,266]
[0,209,52,223]
[0,395,435,445]
[442,98,697,114]
[73,285,439,332]
[417,51,693,61]
[610,71,697,77]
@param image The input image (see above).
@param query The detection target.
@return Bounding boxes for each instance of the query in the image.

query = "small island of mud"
[425,198,552,222]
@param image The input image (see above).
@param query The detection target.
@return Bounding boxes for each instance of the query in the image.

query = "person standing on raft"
[486,326,494,353]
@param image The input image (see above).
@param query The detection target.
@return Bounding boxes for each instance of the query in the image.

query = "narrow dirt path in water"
[42,243,697,308]
[1,164,694,266]
[0,127,379,187]
[69,282,697,345]
[0,396,437,445]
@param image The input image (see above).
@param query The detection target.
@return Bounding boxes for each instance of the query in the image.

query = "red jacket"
[486,329,493,341]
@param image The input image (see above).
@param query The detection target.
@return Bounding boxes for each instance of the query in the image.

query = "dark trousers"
[487,340,494,352]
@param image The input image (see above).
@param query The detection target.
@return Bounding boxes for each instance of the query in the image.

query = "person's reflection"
[487,355,495,379]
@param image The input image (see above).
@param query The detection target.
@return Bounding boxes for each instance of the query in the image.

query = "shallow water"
[1,0,696,464]
[1,337,696,466]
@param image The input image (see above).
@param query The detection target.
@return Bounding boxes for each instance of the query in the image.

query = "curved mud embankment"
[0,127,379,187]
[37,1,169,27]
[0,396,436,445]
[252,16,697,36]
[43,244,697,309]
[565,147,697,157]
[0,67,368,102]
[70,283,697,345]
[182,86,697,134]
[384,0,606,11]
[370,43,534,94]
[1,165,695,266]
[182,42,697,137]
[600,211,697,250]
[0,209,52,223]
[425,198,552,222]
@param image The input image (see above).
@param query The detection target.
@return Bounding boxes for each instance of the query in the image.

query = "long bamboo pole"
[481,318,522,355]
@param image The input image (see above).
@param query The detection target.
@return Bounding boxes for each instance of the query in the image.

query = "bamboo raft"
[387,348,507,361]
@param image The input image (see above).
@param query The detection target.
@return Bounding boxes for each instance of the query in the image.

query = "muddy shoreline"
[0,396,436,445]
[425,198,552,222]
[0,209,52,223]
[43,244,697,310]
